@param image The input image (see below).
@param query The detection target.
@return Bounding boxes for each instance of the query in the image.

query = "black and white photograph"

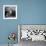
[3,5,17,19]
[18,25,46,46]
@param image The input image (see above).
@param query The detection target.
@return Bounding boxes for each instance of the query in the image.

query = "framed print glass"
[3,5,17,19]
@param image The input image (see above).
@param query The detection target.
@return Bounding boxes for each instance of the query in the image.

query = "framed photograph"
[18,24,46,42]
[3,5,17,19]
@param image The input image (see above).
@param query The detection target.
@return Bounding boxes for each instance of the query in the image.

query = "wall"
[20,0,46,24]
[0,0,46,44]
[0,0,21,44]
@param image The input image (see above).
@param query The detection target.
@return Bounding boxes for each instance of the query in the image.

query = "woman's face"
[5,7,15,17]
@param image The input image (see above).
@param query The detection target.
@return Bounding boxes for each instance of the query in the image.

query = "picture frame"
[3,5,17,19]
[18,24,46,42]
